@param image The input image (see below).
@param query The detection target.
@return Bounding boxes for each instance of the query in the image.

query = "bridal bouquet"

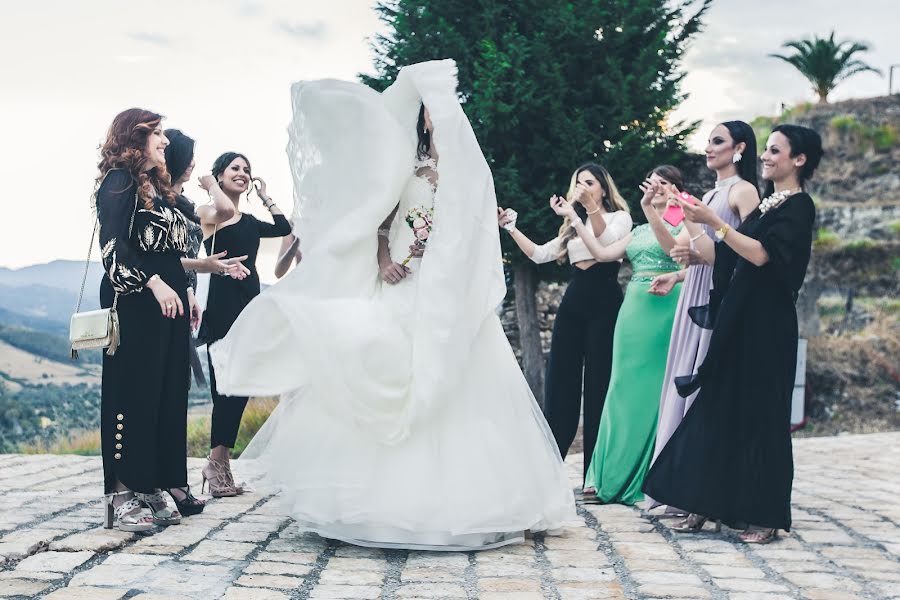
[400,206,434,266]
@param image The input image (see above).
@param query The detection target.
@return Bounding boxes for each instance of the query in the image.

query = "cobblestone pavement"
[0,432,897,599]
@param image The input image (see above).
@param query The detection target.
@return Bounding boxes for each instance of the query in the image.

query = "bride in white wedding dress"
[209,59,576,550]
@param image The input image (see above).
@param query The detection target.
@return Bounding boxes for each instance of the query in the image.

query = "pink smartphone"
[662,204,685,227]
[662,191,699,226]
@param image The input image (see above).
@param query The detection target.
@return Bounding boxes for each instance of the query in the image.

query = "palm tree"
[770,31,882,103]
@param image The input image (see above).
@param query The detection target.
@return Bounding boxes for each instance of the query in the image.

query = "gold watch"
[714,223,731,241]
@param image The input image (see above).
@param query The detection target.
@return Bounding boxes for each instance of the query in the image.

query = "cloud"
[128,32,173,47]
[237,1,264,17]
[114,55,154,64]
[277,20,328,41]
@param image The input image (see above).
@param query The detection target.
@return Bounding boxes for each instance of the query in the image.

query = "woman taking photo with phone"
[642,122,760,516]
[581,166,687,505]
[644,124,823,544]
[198,152,291,496]
[498,163,632,487]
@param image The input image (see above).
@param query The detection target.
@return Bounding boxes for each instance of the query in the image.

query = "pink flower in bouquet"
[400,205,434,266]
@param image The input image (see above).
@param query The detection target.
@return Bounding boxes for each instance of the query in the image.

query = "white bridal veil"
[209,60,507,444]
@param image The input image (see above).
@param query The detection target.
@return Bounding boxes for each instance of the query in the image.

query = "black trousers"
[100,255,189,494]
[543,262,622,483]
[207,354,249,449]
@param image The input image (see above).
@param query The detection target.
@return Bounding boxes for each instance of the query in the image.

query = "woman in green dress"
[581,166,686,505]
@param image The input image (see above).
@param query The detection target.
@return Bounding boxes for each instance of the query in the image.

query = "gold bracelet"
[585,206,601,215]
[690,231,705,242]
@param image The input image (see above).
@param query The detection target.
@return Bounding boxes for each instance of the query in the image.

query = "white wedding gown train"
[210,60,576,550]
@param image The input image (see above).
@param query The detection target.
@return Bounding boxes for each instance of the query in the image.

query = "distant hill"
[0,260,104,295]
[0,262,102,331]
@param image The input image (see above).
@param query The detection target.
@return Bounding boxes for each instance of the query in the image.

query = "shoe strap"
[115,497,146,520]
[135,491,168,505]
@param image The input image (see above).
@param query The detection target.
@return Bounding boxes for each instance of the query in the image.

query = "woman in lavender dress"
[642,122,760,513]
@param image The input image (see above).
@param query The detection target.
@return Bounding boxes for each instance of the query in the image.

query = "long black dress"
[200,212,291,448]
[643,192,815,531]
[174,195,206,387]
[97,169,191,494]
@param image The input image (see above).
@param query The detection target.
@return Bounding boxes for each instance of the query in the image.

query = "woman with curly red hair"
[95,108,192,531]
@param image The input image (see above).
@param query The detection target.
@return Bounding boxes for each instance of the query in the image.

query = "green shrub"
[871,125,898,152]
[751,115,778,150]
[830,116,897,152]
[845,238,876,252]
[814,228,840,248]
[830,114,860,133]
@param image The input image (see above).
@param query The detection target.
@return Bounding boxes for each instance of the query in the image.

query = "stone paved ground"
[0,432,898,600]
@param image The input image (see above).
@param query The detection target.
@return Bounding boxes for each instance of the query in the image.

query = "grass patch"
[19,396,277,458]
[185,396,278,458]
[234,397,278,457]
[21,429,101,455]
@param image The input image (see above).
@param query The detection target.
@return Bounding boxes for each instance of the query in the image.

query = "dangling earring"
[732,152,742,164]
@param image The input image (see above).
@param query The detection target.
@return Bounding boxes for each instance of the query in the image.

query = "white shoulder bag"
[69,190,138,359]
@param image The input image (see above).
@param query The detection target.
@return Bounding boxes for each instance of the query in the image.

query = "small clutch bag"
[70,306,120,357]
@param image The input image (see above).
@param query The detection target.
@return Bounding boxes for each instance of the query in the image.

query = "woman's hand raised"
[549,195,577,219]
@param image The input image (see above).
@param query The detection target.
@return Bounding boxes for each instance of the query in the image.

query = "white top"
[529,211,633,264]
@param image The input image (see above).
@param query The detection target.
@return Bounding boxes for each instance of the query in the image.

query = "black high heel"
[167,486,206,516]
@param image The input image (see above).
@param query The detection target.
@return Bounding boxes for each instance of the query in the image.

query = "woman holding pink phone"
[642,121,760,518]
[579,165,688,505]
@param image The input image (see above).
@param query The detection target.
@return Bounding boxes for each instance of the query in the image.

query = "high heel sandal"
[671,513,722,534]
[740,527,778,544]
[103,490,155,532]
[167,486,206,516]
[581,487,601,505]
[135,490,182,526]
[202,456,239,497]
[217,455,247,495]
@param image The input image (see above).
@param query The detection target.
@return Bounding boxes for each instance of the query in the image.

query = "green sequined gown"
[584,222,683,505]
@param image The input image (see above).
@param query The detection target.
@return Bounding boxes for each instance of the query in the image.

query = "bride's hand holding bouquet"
[400,206,434,266]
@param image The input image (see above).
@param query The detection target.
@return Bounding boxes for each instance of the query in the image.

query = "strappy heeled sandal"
[135,490,182,526]
[167,486,206,516]
[581,487,601,505]
[202,455,239,497]
[740,527,778,544]
[671,513,722,533]
[103,491,155,532]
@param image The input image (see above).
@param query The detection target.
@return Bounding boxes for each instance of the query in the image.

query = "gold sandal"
[671,513,721,533]
[740,527,778,544]
[202,455,239,497]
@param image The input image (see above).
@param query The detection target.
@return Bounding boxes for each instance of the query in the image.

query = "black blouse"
[97,169,190,295]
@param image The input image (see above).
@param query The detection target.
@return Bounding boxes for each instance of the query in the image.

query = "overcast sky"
[2,0,897,281]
